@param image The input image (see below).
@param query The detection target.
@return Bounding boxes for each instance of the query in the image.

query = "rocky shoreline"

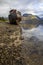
[0,21,43,65]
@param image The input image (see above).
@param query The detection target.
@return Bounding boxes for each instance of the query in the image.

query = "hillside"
[21,14,40,28]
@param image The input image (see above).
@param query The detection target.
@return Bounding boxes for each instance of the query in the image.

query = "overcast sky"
[0,0,43,17]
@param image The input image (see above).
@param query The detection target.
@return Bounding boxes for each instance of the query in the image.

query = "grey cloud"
[0,0,43,17]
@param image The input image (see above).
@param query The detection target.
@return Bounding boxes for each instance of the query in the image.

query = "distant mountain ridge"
[21,13,43,28]
[23,13,32,17]
[23,13,43,19]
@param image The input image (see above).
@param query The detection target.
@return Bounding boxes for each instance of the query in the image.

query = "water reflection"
[20,21,43,41]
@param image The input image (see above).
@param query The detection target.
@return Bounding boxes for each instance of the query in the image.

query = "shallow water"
[21,25,43,41]
[20,24,43,65]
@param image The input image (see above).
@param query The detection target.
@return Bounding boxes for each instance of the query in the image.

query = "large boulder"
[8,9,21,25]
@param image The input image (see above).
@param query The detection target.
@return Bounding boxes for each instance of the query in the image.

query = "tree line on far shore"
[0,17,8,21]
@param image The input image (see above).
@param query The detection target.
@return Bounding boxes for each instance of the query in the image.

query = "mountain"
[36,15,43,24]
[22,13,40,27]
[39,17,43,25]
[40,17,43,21]
[23,13,32,17]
